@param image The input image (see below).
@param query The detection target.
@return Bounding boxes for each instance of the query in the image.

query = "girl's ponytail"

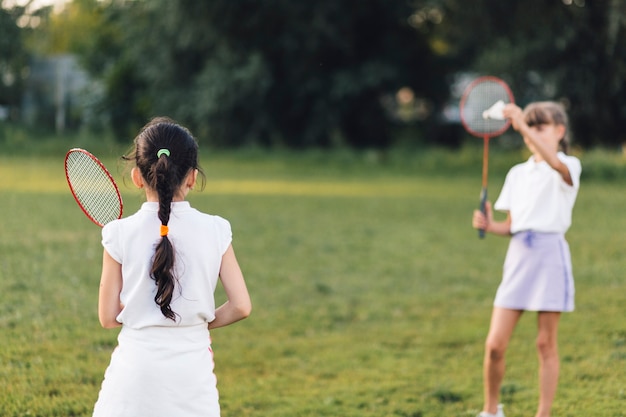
[150,152,177,321]
[124,117,205,321]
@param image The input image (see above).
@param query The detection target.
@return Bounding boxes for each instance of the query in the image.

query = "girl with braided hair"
[93,117,251,417]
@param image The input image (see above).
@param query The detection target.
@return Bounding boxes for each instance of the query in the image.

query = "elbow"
[99,317,121,329]
[241,302,252,320]
[237,299,252,320]
[98,302,123,329]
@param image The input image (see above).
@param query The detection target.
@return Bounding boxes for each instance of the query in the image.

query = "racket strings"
[66,152,122,225]
[462,80,512,135]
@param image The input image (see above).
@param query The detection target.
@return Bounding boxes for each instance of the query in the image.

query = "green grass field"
[0,147,625,417]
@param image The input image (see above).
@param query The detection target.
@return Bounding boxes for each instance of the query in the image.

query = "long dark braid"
[150,154,177,320]
[124,117,205,321]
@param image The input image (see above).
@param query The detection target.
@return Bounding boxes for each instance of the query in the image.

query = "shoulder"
[189,212,233,250]
[504,160,529,178]
[557,152,581,168]
[189,207,230,224]
[101,209,143,231]
[212,214,231,228]
[209,214,232,235]
[102,218,122,238]
[187,208,232,232]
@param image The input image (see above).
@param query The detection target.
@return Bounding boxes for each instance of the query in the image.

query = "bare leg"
[535,311,561,417]
[482,307,523,414]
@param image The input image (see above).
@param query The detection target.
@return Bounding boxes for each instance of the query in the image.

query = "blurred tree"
[0,2,29,121]
[43,0,626,148]
[71,0,451,147]
[430,0,626,148]
[30,0,149,138]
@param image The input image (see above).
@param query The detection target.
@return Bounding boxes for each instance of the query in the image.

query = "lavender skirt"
[494,231,574,312]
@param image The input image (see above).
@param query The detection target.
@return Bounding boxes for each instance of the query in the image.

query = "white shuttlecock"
[482,100,506,120]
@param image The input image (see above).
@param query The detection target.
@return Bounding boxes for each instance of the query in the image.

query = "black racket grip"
[478,187,487,239]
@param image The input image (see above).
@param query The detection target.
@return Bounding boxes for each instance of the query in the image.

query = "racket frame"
[64,148,123,227]
[459,76,514,239]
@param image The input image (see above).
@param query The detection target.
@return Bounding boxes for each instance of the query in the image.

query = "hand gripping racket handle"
[478,187,487,239]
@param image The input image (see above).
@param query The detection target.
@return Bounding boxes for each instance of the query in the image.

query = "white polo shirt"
[102,202,232,329]
[494,152,581,234]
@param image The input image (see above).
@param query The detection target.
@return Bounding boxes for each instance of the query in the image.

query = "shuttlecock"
[482,100,506,120]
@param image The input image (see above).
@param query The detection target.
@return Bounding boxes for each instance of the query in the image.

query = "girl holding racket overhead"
[472,102,581,417]
[93,117,251,417]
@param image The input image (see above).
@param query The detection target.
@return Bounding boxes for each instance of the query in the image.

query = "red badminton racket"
[460,76,514,238]
[64,148,123,227]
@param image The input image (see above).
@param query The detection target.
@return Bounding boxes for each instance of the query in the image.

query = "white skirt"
[93,325,219,417]
[494,231,575,312]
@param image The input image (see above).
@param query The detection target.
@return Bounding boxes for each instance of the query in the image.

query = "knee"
[485,338,507,361]
[536,335,558,358]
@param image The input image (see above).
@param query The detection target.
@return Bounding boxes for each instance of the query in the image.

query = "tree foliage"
[0,2,29,117]
[12,0,626,149]
[431,0,626,148]
[74,0,449,147]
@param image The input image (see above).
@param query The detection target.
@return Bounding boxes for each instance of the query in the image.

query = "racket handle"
[478,187,487,239]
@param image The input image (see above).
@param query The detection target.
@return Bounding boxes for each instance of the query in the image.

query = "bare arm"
[98,250,123,329]
[504,104,573,185]
[208,244,252,330]
[518,123,572,185]
[472,201,511,236]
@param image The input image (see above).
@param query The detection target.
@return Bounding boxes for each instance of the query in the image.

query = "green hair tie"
[157,149,170,158]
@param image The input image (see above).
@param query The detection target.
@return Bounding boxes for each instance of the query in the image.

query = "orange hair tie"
[160,225,169,237]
